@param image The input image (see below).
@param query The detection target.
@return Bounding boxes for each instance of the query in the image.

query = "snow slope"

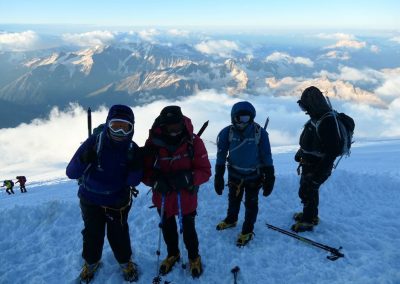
[1,140,399,284]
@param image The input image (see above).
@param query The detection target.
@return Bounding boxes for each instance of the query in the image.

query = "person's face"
[164,122,184,136]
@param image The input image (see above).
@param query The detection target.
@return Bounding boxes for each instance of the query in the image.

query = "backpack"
[315,111,355,158]
[90,124,135,170]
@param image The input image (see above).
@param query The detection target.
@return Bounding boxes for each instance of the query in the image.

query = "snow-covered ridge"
[1,140,399,283]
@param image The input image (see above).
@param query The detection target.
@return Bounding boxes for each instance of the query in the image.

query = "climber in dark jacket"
[292,86,341,232]
[66,104,143,282]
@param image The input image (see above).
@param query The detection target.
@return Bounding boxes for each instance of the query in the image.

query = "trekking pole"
[231,266,240,284]
[152,194,166,284]
[87,107,92,138]
[266,223,344,261]
[177,191,187,271]
[197,120,209,137]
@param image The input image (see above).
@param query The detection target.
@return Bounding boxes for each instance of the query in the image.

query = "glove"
[262,165,275,197]
[128,147,144,170]
[294,149,303,162]
[153,177,171,194]
[214,164,225,195]
[79,149,97,164]
[171,170,193,191]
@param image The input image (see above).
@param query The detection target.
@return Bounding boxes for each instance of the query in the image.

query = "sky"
[0,0,399,30]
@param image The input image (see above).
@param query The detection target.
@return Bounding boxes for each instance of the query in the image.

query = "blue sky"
[0,0,399,29]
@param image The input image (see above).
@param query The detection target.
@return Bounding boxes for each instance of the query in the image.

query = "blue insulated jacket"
[66,105,142,207]
[216,101,273,180]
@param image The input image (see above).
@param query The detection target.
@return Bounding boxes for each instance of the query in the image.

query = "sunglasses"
[108,119,134,136]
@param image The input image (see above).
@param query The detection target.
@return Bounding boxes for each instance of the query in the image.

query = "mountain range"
[0,41,390,128]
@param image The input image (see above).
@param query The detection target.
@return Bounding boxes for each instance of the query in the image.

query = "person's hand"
[294,149,303,162]
[128,147,144,170]
[262,165,275,197]
[171,170,193,191]
[80,149,97,164]
[214,164,225,195]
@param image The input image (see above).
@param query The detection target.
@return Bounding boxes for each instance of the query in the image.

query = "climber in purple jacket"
[66,104,143,282]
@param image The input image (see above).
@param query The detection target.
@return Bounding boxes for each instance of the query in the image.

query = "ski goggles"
[108,119,134,136]
[297,100,308,112]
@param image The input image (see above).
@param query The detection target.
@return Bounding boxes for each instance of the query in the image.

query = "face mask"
[164,122,184,137]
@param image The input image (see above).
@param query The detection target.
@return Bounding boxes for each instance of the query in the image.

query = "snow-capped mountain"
[0,39,396,128]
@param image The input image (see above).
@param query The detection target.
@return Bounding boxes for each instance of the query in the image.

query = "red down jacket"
[142,116,211,218]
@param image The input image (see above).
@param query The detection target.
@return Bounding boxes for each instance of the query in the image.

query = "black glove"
[294,149,303,162]
[128,147,144,170]
[153,177,171,194]
[171,170,193,191]
[262,165,275,197]
[79,149,97,164]
[214,164,225,195]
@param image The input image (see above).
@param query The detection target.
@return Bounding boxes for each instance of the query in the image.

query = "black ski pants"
[20,185,27,193]
[159,210,199,260]
[226,177,261,234]
[80,200,132,265]
[299,164,331,222]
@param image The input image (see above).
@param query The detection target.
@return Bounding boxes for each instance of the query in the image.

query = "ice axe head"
[231,266,240,274]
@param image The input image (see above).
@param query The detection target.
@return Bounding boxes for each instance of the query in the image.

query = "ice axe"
[231,266,240,284]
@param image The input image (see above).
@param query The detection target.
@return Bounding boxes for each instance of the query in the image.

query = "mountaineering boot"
[293,212,319,225]
[120,260,139,282]
[189,256,203,278]
[236,232,254,247]
[159,253,180,275]
[216,220,237,231]
[79,261,100,283]
[291,221,314,233]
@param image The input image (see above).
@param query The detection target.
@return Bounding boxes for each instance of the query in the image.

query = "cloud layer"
[1,90,400,182]
[0,31,39,51]
[195,40,240,57]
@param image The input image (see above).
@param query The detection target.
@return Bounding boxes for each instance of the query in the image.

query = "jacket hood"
[230,101,256,123]
[105,104,135,142]
[299,86,331,118]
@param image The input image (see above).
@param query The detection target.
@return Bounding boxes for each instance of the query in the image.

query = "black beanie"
[159,105,183,125]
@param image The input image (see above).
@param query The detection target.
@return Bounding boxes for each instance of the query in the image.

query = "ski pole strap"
[177,191,184,234]
[159,194,165,228]
[266,223,344,260]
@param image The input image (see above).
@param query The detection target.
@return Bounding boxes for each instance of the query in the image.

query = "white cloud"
[317,33,366,49]
[137,29,160,42]
[327,39,366,49]
[1,88,400,182]
[390,36,400,43]
[62,31,115,47]
[194,40,240,57]
[370,45,380,53]
[167,29,190,37]
[0,30,39,51]
[265,52,314,67]
[374,68,400,98]
[322,50,350,60]
[316,33,354,40]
